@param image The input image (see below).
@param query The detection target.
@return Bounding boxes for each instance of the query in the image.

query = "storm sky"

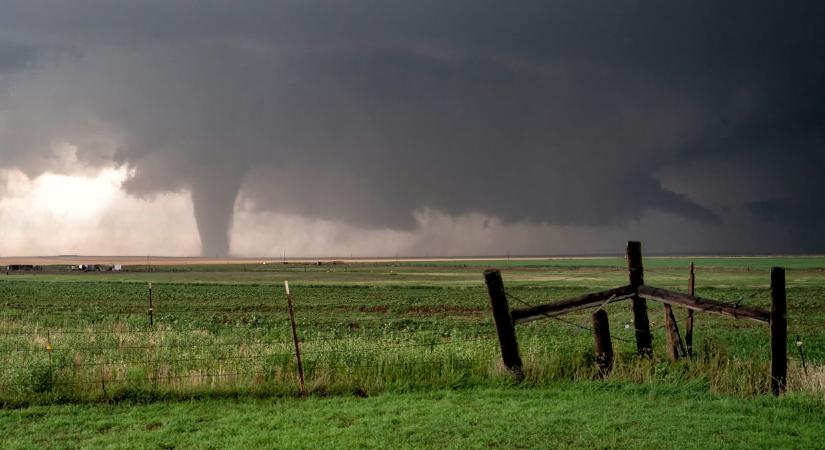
[1,1,824,256]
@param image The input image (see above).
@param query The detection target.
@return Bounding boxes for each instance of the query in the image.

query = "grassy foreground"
[2,383,824,449]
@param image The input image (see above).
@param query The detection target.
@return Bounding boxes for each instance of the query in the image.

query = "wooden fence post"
[770,267,787,396]
[626,241,652,356]
[663,263,688,361]
[664,304,686,361]
[47,330,52,365]
[285,281,306,395]
[147,282,154,327]
[592,309,613,375]
[483,269,523,378]
[685,262,695,356]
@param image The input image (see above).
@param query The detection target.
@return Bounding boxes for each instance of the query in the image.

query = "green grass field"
[3,384,825,449]
[1,257,824,448]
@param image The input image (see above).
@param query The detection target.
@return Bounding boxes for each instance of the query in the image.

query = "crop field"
[1,257,825,448]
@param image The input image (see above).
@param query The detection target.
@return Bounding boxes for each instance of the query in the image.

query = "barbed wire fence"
[0,280,512,399]
[0,255,822,400]
[483,243,822,396]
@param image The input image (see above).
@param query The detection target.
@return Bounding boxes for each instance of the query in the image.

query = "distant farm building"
[72,264,103,272]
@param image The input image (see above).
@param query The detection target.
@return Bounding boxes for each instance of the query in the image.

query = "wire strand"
[503,290,633,343]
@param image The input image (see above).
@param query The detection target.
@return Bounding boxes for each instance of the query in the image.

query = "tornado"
[189,168,243,257]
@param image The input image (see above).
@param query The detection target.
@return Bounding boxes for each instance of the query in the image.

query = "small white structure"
[113,264,123,271]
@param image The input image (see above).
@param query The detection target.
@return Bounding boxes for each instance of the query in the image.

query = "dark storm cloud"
[749,199,825,228]
[0,1,823,254]
[0,42,36,72]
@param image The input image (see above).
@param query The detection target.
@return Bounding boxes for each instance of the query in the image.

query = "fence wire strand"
[503,290,634,343]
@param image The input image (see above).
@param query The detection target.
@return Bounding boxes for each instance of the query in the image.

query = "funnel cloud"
[0,1,824,255]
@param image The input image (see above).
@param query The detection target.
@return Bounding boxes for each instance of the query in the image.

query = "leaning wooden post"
[483,269,523,378]
[770,267,787,396]
[685,262,695,356]
[663,304,686,361]
[284,281,306,395]
[663,264,687,361]
[626,241,652,356]
[147,282,154,327]
[592,309,613,376]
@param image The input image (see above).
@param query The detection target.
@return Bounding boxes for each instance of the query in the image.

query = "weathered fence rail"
[637,286,770,323]
[485,240,788,395]
[510,285,635,324]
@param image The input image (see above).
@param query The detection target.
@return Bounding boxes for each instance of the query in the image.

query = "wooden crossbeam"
[637,285,770,323]
[511,285,635,325]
